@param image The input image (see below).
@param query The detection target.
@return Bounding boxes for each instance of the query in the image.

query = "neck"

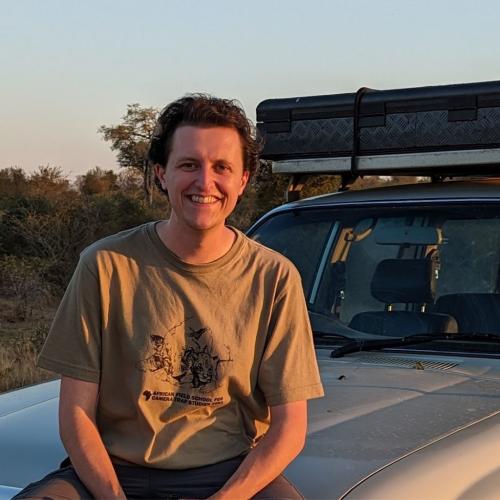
[156,220,236,264]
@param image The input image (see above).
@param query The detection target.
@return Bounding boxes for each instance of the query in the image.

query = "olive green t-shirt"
[38,222,324,469]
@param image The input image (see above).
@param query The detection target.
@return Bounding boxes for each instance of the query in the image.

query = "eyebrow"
[175,156,199,163]
[175,156,234,166]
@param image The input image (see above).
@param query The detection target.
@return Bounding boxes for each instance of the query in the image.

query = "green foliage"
[0,167,29,198]
[252,160,341,220]
[350,175,421,190]
[227,183,258,230]
[98,104,158,174]
[77,167,119,195]
[252,160,289,219]
[0,322,53,393]
[0,256,51,320]
[29,165,69,191]
[0,167,169,297]
[301,175,341,198]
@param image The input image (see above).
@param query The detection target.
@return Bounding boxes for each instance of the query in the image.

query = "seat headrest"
[371,259,435,304]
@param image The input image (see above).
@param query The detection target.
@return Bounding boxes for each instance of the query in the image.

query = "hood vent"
[348,353,458,371]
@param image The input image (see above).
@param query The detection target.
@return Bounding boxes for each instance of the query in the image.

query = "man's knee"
[13,467,92,500]
[253,474,304,500]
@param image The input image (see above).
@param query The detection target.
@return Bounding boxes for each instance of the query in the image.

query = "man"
[16,95,324,499]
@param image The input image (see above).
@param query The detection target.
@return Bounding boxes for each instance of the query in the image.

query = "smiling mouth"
[188,195,220,204]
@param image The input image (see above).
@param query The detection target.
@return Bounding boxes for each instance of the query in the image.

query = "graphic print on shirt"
[136,319,233,395]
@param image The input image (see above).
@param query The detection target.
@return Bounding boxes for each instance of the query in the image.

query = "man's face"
[155,125,249,233]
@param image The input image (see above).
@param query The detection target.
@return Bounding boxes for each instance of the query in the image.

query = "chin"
[186,220,224,232]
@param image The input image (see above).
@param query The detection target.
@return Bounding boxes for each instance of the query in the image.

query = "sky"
[1,0,500,178]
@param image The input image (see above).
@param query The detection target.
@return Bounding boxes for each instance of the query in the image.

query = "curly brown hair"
[147,94,261,178]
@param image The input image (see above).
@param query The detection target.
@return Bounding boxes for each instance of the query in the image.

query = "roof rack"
[257,80,500,200]
[272,148,500,201]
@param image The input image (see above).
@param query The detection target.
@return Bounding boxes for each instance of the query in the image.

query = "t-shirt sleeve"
[37,257,101,383]
[258,264,324,406]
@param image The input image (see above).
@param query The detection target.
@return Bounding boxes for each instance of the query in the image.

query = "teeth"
[190,195,218,204]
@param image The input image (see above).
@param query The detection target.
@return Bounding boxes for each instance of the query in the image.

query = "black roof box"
[257,81,500,165]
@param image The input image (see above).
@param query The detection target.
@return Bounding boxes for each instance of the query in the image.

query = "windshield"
[250,203,500,354]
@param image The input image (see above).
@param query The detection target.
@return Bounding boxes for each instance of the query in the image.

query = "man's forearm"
[211,401,307,500]
[59,376,125,499]
[60,406,125,499]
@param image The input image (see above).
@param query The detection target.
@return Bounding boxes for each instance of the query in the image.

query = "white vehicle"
[247,158,500,499]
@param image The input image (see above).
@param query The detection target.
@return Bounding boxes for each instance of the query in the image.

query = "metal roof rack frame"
[272,148,500,201]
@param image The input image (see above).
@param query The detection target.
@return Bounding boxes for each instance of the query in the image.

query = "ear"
[238,169,250,196]
[154,164,168,191]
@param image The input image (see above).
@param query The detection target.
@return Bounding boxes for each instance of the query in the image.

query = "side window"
[438,219,500,296]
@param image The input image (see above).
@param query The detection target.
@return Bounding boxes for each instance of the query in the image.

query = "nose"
[194,163,215,192]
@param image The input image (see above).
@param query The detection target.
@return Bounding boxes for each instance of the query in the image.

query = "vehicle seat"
[434,293,500,335]
[349,259,458,337]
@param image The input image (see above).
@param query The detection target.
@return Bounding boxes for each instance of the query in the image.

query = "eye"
[179,162,197,171]
[214,162,231,173]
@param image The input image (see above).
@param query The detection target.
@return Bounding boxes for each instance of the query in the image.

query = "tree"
[301,174,340,198]
[116,169,144,195]
[77,167,119,196]
[28,165,70,198]
[252,160,341,220]
[252,160,289,219]
[349,175,422,190]
[99,104,160,204]
[0,255,50,320]
[99,104,158,174]
[0,167,29,199]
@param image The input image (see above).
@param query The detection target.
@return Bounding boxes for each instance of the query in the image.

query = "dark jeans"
[13,456,303,499]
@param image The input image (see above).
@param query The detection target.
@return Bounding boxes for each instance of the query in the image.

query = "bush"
[0,256,51,321]
[0,323,55,393]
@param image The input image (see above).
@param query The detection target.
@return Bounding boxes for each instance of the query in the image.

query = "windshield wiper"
[330,337,429,358]
[313,331,353,347]
[330,332,500,358]
[313,330,352,340]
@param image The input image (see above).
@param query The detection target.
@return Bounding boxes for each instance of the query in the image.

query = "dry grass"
[0,322,56,393]
[0,296,58,393]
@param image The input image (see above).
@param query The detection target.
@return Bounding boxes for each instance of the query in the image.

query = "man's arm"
[210,400,307,500]
[59,376,126,499]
